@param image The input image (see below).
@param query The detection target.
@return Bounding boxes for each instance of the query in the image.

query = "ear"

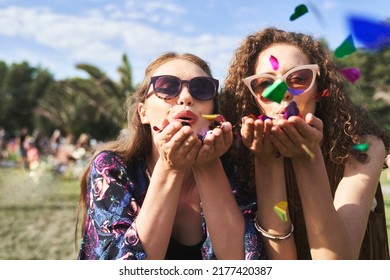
[137,102,150,124]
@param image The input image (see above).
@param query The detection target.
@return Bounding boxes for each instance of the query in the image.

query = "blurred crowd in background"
[0,126,97,179]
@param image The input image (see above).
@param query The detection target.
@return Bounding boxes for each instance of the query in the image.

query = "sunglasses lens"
[250,77,275,96]
[286,69,314,95]
[153,76,181,99]
[189,78,217,100]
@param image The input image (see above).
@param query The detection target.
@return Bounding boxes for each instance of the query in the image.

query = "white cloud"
[322,1,337,11]
[0,3,240,83]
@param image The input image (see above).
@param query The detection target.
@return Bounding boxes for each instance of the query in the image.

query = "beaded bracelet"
[254,213,294,240]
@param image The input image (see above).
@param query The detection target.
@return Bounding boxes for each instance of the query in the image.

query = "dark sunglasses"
[149,75,219,101]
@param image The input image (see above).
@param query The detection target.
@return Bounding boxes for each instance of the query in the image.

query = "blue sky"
[0,0,389,85]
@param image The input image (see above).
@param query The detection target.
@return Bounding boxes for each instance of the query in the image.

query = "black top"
[165,237,203,260]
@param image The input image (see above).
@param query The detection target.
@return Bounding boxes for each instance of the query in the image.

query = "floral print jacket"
[78,151,264,260]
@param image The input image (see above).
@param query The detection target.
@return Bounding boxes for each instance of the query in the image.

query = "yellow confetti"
[201,114,221,121]
[273,201,288,222]
[301,144,315,159]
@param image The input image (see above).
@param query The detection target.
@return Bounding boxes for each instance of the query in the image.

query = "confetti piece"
[338,67,361,83]
[287,88,305,95]
[202,114,226,131]
[283,101,300,119]
[352,142,369,152]
[349,15,390,50]
[258,114,273,121]
[320,89,330,97]
[269,55,279,70]
[202,114,225,123]
[290,4,309,21]
[301,144,315,159]
[262,80,287,103]
[334,35,356,58]
[273,201,288,222]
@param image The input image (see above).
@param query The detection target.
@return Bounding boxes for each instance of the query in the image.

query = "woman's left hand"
[270,113,323,158]
[194,122,233,167]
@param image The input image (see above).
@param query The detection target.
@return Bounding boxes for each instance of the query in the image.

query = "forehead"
[256,44,310,71]
[152,59,209,78]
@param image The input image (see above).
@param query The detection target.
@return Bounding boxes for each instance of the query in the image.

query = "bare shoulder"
[345,135,386,175]
[364,135,386,159]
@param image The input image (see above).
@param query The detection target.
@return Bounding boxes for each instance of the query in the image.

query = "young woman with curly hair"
[220,27,390,260]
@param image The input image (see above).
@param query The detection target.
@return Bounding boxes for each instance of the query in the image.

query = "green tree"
[35,53,134,141]
[0,61,54,134]
[337,47,390,131]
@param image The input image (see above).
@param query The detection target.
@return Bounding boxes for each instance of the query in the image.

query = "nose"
[282,89,293,102]
[177,83,194,106]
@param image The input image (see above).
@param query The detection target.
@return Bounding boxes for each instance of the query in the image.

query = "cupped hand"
[194,121,233,167]
[240,116,277,162]
[270,113,323,159]
[153,120,202,169]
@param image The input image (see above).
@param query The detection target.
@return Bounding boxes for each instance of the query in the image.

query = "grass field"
[0,166,389,260]
[0,166,80,260]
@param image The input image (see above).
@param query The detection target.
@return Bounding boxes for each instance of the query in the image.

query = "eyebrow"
[258,65,302,76]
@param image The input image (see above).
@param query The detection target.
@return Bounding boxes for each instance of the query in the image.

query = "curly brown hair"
[219,27,390,194]
[75,52,217,244]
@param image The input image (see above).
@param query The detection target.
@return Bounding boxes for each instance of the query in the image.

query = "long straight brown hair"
[74,52,216,250]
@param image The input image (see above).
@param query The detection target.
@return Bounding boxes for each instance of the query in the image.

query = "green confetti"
[273,201,288,222]
[290,4,309,21]
[262,80,287,104]
[352,143,369,152]
[334,35,356,58]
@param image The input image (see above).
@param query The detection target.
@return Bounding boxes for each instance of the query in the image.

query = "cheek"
[145,102,172,126]
[295,92,317,116]
[256,98,274,115]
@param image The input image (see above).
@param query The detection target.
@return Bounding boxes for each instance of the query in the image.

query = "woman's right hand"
[240,116,277,163]
[153,120,202,170]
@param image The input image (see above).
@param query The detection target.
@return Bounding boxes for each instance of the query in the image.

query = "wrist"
[193,158,220,173]
[254,212,294,240]
[291,144,321,162]
[255,153,283,166]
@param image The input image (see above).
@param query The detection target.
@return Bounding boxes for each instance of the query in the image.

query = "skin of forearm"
[193,159,245,259]
[291,146,354,259]
[136,160,186,259]
[255,157,297,259]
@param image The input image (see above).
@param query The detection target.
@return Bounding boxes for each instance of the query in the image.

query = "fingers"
[271,115,322,158]
[305,113,323,132]
[240,117,258,149]
[202,121,233,152]
[241,116,274,151]
[154,121,202,168]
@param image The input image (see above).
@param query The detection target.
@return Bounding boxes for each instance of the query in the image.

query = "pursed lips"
[172,110,198,125]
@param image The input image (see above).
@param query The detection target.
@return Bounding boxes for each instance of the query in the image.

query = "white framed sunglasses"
[244,64,320,99]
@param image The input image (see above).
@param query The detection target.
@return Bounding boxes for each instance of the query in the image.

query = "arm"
[241,117,297,259]
[333,135,386,258]
[136,121,202,259]
[80,151,147,260]
[272,115,386,259]
[193,122,245,259]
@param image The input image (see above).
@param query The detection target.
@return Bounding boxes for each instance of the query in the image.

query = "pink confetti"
[339,67,361,83]
[269,55,279,70]
[258,114,273,121]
